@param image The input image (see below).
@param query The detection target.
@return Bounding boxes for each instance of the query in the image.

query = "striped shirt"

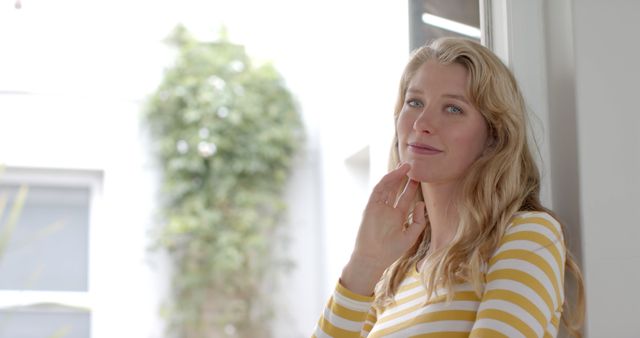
[313,211,566,338]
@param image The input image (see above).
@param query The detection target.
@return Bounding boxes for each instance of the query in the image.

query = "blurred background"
[0,0,638,337]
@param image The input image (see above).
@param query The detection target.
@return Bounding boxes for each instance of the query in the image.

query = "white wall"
[542,3,585,337]
[0,95,167,338]
[495,1,640,336]
[544,0,582,274]
[0,3,185,337]
[268,1,409,336]
[530,0,640,336]
[0,1,410,337]
[572,0,640,336]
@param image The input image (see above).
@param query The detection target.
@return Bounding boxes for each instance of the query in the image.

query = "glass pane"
[409,0,481,51]
[0,184,89,291]
[0,305,90,338]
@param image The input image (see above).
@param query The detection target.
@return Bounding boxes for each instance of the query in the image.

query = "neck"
[421,181,461,253]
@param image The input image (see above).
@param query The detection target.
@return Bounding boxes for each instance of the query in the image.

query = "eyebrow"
[406,88,470,104]
[442,94,470,104]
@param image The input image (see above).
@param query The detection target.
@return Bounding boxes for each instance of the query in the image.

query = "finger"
[380,163,411,188]
[369,183,391,205]
[395,179,419,212]
[381,164,411,199]
[394,162,411,175]
[405,201,427,237]
[369,163,411,205]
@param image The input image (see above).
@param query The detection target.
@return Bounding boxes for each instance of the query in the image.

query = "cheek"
[396,118,411,162]
[452,128,488,160]
[396,113,413,140]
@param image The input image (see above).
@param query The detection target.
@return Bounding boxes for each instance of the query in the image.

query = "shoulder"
[475,211,567,336]
[489,210,566,273]
[504,210,565,246]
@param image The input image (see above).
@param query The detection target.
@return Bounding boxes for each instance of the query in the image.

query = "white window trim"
[0,291,92,309]
[0,165,103,331]
[483,0,553,208]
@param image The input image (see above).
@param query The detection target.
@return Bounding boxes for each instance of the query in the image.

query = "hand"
[341,163,427,295]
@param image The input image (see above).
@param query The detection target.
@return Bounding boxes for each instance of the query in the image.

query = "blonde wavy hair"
[376,37,585,336]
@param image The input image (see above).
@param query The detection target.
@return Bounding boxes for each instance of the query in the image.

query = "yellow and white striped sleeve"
[470,212,566,338]
[312,281,376,338]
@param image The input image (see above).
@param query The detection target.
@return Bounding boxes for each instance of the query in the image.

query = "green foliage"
[145,26,303,337]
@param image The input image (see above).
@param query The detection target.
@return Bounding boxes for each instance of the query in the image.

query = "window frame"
[0,165,103,336]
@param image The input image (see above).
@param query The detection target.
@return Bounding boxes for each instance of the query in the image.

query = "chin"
[407,166,431,183]
[408,173,432,183]
[404,159,445,183]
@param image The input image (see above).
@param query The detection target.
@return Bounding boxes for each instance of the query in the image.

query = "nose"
[413,106,435,134]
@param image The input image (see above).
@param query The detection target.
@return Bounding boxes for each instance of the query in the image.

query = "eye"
[406,98,423,108]
[445,104,463,114]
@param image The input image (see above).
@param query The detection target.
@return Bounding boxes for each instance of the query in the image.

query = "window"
[409,0,481,51]
[0,166,102,338]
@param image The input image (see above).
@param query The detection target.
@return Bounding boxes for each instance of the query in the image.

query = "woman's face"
[397,59,489,184]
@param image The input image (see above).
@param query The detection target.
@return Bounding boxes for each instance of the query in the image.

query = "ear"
[482,130,498,155]
[485,136,497,148]
[486,124,498,147]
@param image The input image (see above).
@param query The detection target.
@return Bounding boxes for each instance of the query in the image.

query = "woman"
[313,37,585,337]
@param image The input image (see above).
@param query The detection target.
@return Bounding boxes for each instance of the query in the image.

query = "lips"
[408,142,443,155]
